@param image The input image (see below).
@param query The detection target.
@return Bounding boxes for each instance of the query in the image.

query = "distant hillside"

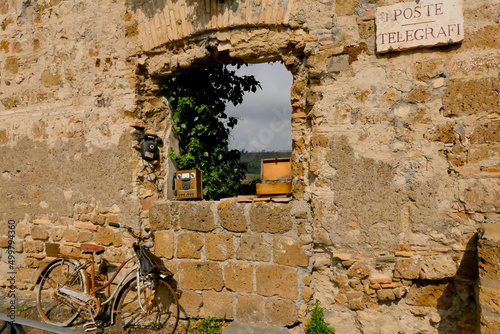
[240,151,292,178]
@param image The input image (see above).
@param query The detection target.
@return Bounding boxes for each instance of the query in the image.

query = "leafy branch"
[305,299,335,334]
[161,64,261,200]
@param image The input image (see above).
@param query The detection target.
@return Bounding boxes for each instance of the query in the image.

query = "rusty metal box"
[255,157,292,196]
[175,169,203,200]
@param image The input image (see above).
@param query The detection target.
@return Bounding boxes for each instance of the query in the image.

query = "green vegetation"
[188,317,229,334]
[305,300,335,334]
[161,64,260,200]
[18,306,31,311]
[240,151,292,177]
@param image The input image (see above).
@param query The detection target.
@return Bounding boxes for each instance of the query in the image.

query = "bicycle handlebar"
[108,223,152,241]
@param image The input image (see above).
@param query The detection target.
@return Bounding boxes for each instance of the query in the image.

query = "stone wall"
[149,200,310,326]
[1,0,500,333]
[147,199,480,332]
[477,223,500,333]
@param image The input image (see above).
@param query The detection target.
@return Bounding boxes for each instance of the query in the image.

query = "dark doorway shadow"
[436,233,479,333]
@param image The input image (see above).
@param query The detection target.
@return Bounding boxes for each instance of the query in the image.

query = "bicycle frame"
[91,256,139,306]
[36,223,178,332]
[40,253,141,322]
[63,254,163,323]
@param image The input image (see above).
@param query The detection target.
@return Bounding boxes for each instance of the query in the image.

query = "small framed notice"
[375,0,464,53]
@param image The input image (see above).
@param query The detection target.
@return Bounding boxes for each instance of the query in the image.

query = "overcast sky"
[225,63,293,152]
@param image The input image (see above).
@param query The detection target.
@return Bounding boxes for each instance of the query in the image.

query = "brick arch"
[131,0,298,51]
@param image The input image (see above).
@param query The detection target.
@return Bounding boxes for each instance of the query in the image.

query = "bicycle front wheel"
[115,277,179,334]
[36,259,86,326]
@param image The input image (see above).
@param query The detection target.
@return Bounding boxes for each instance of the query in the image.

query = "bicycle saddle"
[80,244,105,255]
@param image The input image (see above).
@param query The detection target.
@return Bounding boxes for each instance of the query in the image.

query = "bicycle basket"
[134,245,173,278]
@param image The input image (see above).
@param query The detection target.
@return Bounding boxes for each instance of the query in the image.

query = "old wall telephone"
[138,134,163,162]
[173,169,203,200]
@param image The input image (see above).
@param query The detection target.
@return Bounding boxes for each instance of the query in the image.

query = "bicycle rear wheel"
[36,259,86,326]
[115,276,179,334]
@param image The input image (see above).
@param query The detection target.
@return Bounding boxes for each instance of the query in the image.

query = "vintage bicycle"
[35,222,179,333]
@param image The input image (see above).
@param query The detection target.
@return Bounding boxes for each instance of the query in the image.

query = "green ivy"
[161,64,260,200]
[188,317,229,334]
[305,300,335,334]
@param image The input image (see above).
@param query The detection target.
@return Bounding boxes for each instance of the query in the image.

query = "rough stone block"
[15,222,31,238]
[348,299,365,310]
[78,230,93,243]
[291,81,306,94]
[349,279,363,291]
[74,203,90,214]
[470,121,500,144]
[176,232,203,259]
[206,233,233,261]
[49,227,65,241]
[478,224,500,282]
[420,255,458,280]
[273,235,308,267]
[236,295,264,324]
[249,203,292,234]
[407,85,431,103]
[149,201,174,230]
[154,231,174,259]
[393,258,421,279]
[90,213,106,226]
[178,290,202,318]
[377,289,396,301]
[424,122,455,144]
[347,263,371,279]
[57,217,74,227]
[414,59,444,81]
[25,257,40,268]
[301,287,314,302]
[63,229,78,242]
[468,145,500,165]
[406,282,455,309]
[327,54,349,73]
[463,24,500,50]
[443,78,500,116]
[179,202,215,232]
[16,267,35,283]
[179,261,224,291]
[335,293,348,306]
[459,179,500,213]
[478,285,500,316]
[394,286,407,299]
[224,261,253,293]
[202,291,233,319]
[265,298,298,326]
[31,225,49,240]
[480,315,500,334]
[0,237,9,248]
[45,243,60,257]
[336,0,359,16]
[236,234,271,262]
[218,200,247,232]
[95,228,115,246]
[23,240,44,253]
[256,264,298,299]
[290,200,310,219]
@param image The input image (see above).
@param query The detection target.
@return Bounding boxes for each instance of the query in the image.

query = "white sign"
[375,0,464,53]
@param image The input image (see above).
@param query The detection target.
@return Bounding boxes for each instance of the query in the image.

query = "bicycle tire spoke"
[43,276,58,290]
[116,277,179,334]
[36,261,85,327]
